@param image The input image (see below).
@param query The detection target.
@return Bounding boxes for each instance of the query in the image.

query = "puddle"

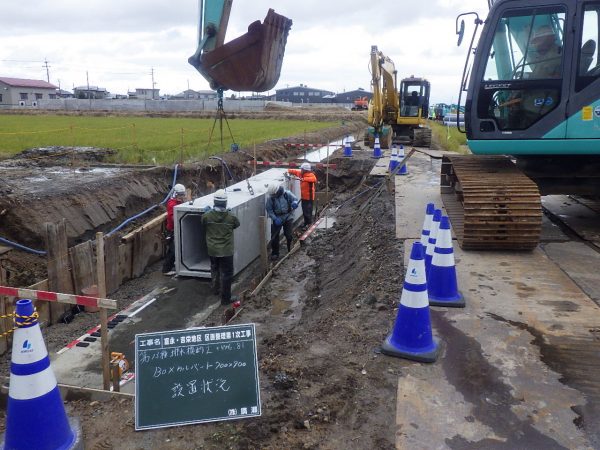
[317,216,337,229]
[304,139,345,162]
[271,297,294,316]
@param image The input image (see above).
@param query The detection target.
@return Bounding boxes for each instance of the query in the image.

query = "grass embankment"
[0,114,334,164]
[428,121,469,154]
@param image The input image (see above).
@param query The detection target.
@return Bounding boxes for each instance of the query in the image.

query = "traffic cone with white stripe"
[398,145,408,175]
[373,135,382,158]
[381,242,439,363]
[425,209,442,274]
[420,203,435,249]
[343,137,352,157]
[428,216,465,307]
[388,145,399,173]
[3,299,82,450]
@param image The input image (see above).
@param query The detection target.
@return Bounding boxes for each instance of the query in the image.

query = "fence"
[0,217,164,356]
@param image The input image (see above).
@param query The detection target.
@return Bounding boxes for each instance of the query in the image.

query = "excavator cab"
[396,76,432,146]
[188,1,292,92]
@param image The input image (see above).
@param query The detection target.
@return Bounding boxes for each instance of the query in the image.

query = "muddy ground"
[0,114,365,287]
[0,111,413,448]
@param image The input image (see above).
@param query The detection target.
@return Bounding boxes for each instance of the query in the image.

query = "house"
[275,84,334,103]
[170,89,218,100]
[128,88,160,100]
[73,86,108,99]
[0,77,58,106]
[335,88,373,104]
[56,89,75,99]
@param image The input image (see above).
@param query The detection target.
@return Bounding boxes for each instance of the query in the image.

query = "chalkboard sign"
[135,323,261,430]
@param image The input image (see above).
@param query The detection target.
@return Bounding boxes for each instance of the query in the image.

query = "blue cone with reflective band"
[398,145,408,175]
[343,139,353,157]
[388,145,399,173]
[429,216,465,308]
[4,299,81,450]
[373,135,383,159]
[420,203,435,249]
[425,209,442,274]
[381,242,439,363]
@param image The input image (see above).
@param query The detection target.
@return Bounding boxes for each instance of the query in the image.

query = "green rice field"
[0,114,334,164]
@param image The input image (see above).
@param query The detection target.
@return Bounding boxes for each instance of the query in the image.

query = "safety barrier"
[247,160,337,169]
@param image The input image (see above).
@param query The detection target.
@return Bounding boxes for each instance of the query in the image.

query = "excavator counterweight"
[189,3,292,92]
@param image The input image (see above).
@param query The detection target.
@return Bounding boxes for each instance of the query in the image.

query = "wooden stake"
[96,232,110,391]
[111,362,121,393]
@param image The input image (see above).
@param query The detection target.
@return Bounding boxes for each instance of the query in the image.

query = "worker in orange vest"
[288,162,317,227]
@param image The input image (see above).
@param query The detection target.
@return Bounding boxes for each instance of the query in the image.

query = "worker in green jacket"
[201,190,240,305]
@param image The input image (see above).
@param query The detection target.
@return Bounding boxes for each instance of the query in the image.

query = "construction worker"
[288,162,317,228]
[266,184,298,261]
[201,190,240,305]
[162,183,186,275]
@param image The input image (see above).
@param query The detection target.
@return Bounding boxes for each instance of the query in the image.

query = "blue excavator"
[443,0,600,250]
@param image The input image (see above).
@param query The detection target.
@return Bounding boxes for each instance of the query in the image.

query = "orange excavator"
[188,0,292,92]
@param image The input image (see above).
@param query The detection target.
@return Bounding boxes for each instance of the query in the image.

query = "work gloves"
[274,217,283,226]
[291,201,299,210]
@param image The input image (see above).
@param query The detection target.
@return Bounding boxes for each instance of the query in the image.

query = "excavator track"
[440,155,542,250]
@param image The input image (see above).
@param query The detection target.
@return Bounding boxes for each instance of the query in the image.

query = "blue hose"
[209,156,235,182]
[106,163,180,237]
[0,237,47,256]
[0,163,180,254]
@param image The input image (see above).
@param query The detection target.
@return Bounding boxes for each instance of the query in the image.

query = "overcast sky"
[0,0,486,104]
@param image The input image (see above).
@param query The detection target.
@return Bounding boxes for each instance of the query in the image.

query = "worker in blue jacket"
[266,184,299,261]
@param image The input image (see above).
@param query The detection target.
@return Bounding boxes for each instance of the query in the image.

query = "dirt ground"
[59,176,403,450]
[0,111,412,449]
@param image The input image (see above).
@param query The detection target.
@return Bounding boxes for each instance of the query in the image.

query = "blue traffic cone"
[398,145,408,175]
[388,145,399,173]
[420,203,435,248]
[343,137,352,157]
[425,209,442,274]
[381,242,439,363]
[3,299,82,450]
[429,216,465,308]
[373,135,382,159]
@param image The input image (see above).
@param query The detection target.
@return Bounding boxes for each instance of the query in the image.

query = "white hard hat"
[267,184,278,196]
[300,162,311,171]
[173,183,185,195]
[213,189,228,207]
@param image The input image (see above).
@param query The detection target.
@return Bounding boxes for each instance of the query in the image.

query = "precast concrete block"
[174,168,301,278]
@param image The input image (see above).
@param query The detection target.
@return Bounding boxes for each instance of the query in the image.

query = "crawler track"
[441,155,542,250]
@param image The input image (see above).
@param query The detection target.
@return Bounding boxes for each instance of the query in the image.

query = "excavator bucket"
[189,9,292,92]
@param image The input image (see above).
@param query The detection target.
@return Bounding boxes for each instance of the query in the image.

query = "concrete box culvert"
[174,168,302,278]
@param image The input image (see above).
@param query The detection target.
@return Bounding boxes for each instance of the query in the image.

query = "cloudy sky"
[0,0,486,103]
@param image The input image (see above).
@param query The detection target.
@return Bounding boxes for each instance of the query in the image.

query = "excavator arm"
[367,45,399,147]
[188,0,292,92]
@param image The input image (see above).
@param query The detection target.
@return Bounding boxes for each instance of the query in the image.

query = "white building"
[0,77,58,107]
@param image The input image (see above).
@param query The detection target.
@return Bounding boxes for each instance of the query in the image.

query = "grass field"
[428,121,469,154]
[0,114,334,164]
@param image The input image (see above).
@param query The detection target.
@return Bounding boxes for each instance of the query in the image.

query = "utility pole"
[86,70,92,108]
[43,59,51,83]
[151,67,156,100]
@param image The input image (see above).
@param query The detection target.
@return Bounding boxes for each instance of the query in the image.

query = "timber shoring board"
[45,220,74,323]
[104,234,120,295]
[69,241,97,297]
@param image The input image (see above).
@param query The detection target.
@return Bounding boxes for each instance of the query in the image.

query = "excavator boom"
[188,1,292,92]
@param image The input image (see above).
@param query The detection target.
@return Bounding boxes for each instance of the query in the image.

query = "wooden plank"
[131,231,145,278]
[118,241,133,285]
[104,234,120,295]
[0,265,9,355]
[121,212,166,242]
[96,232,111,391]
[45,220,74,324]
[68,241,97,299]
